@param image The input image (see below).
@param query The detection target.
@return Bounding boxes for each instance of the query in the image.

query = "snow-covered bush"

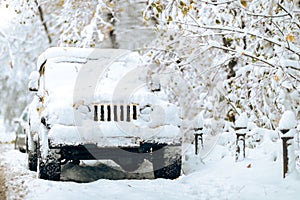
[143,0,300,131]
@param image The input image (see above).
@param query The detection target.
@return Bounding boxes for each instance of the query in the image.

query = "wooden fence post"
[194,128,203,155]
[278,111,297,178]
[234,113,248,162]
[235,128,246,161]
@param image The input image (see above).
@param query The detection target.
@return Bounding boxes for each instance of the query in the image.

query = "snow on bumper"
[48,123,182,148]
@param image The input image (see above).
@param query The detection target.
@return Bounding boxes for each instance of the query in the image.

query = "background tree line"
[0,0,299,132]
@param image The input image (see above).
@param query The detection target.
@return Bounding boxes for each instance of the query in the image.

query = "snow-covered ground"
[1,125,300,200]
[0,122,14,144]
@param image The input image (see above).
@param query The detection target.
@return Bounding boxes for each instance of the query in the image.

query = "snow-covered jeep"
[27,47,182,180]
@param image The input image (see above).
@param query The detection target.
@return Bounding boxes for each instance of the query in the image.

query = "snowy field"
[1,128,300,200]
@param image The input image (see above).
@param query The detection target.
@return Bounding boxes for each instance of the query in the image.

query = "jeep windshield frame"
[41,60,82,96]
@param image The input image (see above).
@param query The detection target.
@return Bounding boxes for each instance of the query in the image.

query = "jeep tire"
[28,149,38,171]
[38,156,61,181]
[152,147,182,179]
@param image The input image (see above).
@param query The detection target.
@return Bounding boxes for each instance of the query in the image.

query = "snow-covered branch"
[174,21,300,57]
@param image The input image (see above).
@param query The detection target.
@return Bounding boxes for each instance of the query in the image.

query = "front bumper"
[53,142,180,161]
[48,123,182,148]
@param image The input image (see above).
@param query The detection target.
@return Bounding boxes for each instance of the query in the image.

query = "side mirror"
[28,71,39,92]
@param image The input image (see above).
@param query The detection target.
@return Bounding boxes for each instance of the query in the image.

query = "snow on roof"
[37,47,131,70]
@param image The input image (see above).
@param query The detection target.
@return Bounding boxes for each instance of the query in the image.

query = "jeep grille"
[94,104,138,122]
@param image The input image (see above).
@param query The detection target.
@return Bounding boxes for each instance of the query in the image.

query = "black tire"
[19,147,26,153]
[38,157,61,181]
[153,157,182,179]
[152,148,182,179]
[25,136,28,153]
[28,150,38,171]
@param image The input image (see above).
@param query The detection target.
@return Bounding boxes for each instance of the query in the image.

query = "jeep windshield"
[42,59,83,97]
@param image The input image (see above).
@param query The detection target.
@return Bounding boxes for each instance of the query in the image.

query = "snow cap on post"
[192,113,204,130]
[278,111,297,137]
[235,113,248,128]
[279,111,297,130]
